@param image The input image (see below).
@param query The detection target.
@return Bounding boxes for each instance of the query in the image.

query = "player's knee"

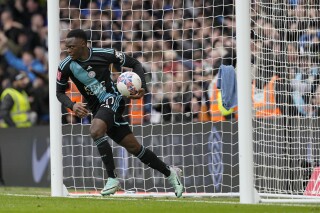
[90,125,105,140]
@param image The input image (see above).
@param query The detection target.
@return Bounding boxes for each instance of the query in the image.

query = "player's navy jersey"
[56,47,135,113]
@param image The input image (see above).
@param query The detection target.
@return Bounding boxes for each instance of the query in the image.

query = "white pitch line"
[3,193,319,207]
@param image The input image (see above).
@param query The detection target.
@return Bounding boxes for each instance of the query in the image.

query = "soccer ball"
[116,71,142,97]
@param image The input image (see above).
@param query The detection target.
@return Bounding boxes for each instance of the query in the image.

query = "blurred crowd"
[59,0,236,124]
[251,0,320,117]
[0,0,49,127]
[0,0,319,127]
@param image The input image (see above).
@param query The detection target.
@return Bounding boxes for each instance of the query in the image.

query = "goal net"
[58,0,238,197]
[54,0,320,201]
[252,0,320,201]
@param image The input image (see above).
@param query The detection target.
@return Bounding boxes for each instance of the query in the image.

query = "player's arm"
[56,69,89,118]
[112,50,147,99]
[56,68,75,110]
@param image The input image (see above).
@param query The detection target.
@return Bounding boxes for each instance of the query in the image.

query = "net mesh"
[252,0,320,198]
[59,0,238,195]
[58,0,320,199]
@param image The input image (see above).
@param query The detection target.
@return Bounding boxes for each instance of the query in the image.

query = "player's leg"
[90,118,116,178]
[91,108,120,195]
[108,123,184,197]
[121,133,171,175]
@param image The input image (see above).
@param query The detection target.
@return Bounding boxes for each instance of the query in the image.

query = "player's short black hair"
[67,29,87,43]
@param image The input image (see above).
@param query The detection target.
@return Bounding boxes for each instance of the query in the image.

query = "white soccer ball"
[116,71,142,97]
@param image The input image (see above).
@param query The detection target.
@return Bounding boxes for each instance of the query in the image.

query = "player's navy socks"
[135,145,171,177]
[95,136,117,178]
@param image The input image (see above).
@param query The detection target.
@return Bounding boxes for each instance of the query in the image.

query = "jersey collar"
[77,48,92,62]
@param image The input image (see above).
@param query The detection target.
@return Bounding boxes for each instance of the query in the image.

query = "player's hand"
[128,88,145,99]
[73,102,89,118]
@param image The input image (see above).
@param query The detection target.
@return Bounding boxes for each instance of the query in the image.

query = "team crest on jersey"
[115,51,124,64]
[88,71,96,78]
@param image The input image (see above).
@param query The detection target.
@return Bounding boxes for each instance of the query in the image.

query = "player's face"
[65,37,86,60]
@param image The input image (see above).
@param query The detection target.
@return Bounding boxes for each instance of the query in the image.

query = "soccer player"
[56,29,184,197]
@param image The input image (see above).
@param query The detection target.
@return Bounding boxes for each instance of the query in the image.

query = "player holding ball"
[56,29,183,197]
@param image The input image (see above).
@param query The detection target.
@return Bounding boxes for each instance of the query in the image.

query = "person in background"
[0,32,46,83]
[0,72,37,128]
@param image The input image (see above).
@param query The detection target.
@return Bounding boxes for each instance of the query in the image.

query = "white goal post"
[48,0,63,197]
[235,0,256,204]
[48,0,320,203]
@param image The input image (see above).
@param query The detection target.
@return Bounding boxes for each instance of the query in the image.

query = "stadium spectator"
[0,31,22,56]
[28,13,46,50]
[0,72,37,128]
[25,0,45,20]
[0,9,23,44]
[28,67,50,124]
[152,73,176,123]
[0,32,46,83]
[171,69,194,122]
[290,55,320,116]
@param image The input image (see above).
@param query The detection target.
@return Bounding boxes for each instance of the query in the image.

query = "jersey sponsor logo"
[32,138,50,183]
[84,81,106,95]
[57,71,62,81]
[115,51,124,64]
[87,65,92,70]
[88,71,96,78]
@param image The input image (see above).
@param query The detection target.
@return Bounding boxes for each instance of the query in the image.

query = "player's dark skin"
[65,37,145,155]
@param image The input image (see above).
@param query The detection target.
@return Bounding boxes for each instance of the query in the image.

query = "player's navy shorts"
[93,96,132,143]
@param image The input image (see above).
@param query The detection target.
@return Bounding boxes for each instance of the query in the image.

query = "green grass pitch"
[0,187,319,213]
